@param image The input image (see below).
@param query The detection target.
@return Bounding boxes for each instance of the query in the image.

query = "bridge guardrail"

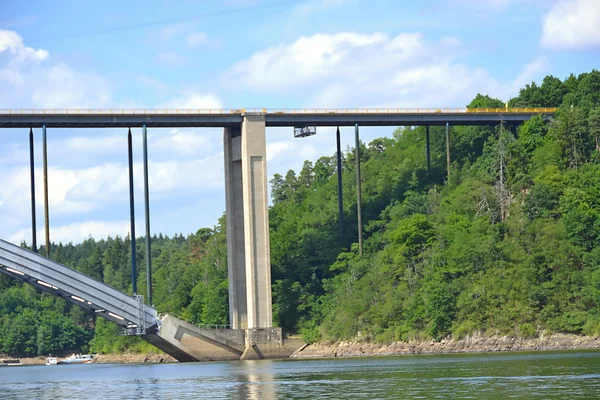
[0,107,558,115]
[260,107,557,114]
[158,313,233,330]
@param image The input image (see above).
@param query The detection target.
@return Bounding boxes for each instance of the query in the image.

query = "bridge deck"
[0,239,157,331]
[0,108,556,128]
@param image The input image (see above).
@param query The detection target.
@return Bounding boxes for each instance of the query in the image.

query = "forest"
[1,70,599,356]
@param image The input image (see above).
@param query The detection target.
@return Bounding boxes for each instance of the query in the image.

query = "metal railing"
[157,313,232,330]
[0,107,558,115]
[262,107,557,114]
[0,109,243,115]
[195,323,232,330]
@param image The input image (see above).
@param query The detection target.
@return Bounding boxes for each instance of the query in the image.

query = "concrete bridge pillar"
[224,112,272,329]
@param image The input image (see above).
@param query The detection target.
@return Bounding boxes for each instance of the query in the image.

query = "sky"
[0,0,599,245]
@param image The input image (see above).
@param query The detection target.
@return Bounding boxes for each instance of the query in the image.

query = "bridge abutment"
[150,315,303,362]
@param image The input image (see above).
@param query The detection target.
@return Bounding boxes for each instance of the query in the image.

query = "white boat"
[46,357,58,366]
[58,354,95,365]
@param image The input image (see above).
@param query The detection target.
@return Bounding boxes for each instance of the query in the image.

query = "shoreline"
[293,333,600,359]
[11,333,600,365]
[17,353,177,366]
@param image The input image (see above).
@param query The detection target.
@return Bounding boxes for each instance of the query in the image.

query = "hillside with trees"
[0,70,599,356]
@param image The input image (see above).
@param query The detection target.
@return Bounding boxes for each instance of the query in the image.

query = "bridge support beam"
[29,128,37,253]
[446,122,451,180]
[143,124,152,305]
[224,113,272,330]
[127,128,137,294]
[355,123,363,257]
[42,124,50,257]
[425,125,431,173]
[336,127,344,235]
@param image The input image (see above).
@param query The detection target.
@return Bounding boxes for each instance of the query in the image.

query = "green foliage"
[467,94,504,109]
[273,70,600,342]
[2,71,600,357]
[0,286,90,356]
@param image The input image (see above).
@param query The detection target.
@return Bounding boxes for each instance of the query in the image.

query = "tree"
[467,94,504,109]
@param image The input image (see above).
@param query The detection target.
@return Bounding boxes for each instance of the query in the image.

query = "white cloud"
[0,31,227,244]
[0,29,112,109]
[267,141,295,161]
[160,93,223,109]
[0,29,48,62]
[9,220,134,245]
[541,0,600,50]
[223,32,510,107]
[510,57,550,92]
[63,135,124,155]
[224,32,391,93]
[149,154,224,194]
[0,127,227,244]
[53,128,219,162]
[153,129,218,156]
[266,126,335,170]
[0,154,224,217]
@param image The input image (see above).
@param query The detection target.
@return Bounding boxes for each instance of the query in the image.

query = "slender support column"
[446,122,451,180]
[224,114,272,329]
[128,128,137,294]
[355,123,363,257]
[425,125,431,173]
[224,125,246,329]
[336,127,344,235]
[42,124,50,257]
[143,124,152,305]
[29,128,37,253]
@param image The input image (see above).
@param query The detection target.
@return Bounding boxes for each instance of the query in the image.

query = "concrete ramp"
[152,315,305,362]
[0,238,157,330]
[0,239,304,362]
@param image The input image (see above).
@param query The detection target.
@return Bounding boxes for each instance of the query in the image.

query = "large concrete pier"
[224,113,272,330]
[148,112,288,361]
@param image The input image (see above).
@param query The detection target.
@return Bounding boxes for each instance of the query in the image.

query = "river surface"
[1,350,599,399]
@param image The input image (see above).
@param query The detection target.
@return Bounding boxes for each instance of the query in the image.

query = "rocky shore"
[93,353,177,364]
[293,333,600,358]
[18,353,176,365]
[12,334,599,365]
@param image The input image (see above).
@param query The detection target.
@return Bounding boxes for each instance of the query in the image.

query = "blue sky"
[0,0,599,244]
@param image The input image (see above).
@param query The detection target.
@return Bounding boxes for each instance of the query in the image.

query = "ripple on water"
[1,350,599,399]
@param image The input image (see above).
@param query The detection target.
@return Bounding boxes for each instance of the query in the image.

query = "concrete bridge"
[0,107,555,361]
[0,107,556,128]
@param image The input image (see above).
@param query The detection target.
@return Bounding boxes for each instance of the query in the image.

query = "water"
[1,350,599,399]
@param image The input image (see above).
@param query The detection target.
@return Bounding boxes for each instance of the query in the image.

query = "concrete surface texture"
[225,114,272,330]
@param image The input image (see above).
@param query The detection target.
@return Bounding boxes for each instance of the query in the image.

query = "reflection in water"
[0,351,599,399]
[132,378,160,400]
[229,360,276,400]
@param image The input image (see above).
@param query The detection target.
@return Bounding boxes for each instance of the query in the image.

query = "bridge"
[0,107,556,128]
[0,107,555,361]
